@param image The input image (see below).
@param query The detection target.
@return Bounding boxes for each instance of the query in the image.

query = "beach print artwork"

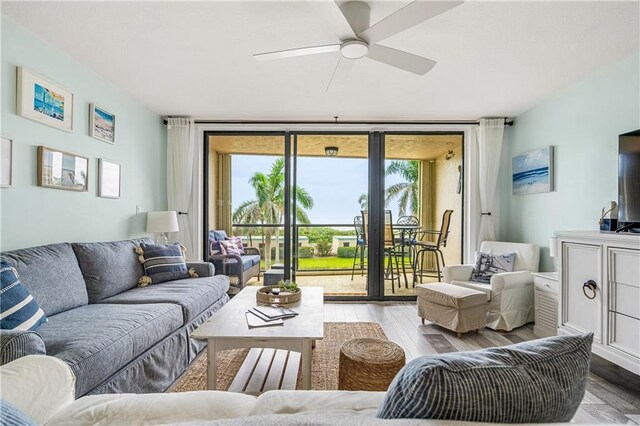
[17,67,74,132]
[90,104,115,143]
[512,146,554,195]
[34,83,65,121]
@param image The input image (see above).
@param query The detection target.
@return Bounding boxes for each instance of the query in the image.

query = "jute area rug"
[172,322,387,392]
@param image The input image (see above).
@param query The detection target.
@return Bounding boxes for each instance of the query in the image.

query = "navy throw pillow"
[0,260,47,331]
[135,243,195,286]
[470,251,516,283]
[377,333,593,423]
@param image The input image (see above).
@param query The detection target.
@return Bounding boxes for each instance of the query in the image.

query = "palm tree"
[355,160,419,216]
[233,158,314,270]
[385,160,419,216]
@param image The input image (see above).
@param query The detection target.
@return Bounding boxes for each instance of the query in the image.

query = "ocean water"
[513,166,550,194]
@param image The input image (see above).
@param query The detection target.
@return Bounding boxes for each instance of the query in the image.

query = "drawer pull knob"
[583,280,597,299]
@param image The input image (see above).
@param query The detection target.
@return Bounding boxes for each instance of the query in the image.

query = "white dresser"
[556,231,640,375]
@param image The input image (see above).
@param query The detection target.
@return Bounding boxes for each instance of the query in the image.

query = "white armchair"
[443,241,540,331]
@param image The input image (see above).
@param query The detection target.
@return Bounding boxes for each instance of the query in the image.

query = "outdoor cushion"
[245,254,261,268]
[72,238,152,303]
[0,260,47,331]
[377,333,593,422]
[38,303,182,397]
[99,276,229,323]
[2,243,88,316]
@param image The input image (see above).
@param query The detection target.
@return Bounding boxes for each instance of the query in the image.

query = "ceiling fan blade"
[367,44,436,75]
[326,56,355,92]
[307,1,357,40]
[253,44,340,61]
[359,1,464,44]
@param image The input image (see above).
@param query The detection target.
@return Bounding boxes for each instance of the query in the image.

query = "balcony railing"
[232,223,357,273]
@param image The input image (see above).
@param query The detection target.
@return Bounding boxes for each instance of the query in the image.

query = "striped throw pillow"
[0,260,47,331]
[377,333,594,423]
[135,243,196,286]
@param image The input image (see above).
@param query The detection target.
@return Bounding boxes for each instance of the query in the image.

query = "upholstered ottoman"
[338,338,405,391]
[416,283,486,337]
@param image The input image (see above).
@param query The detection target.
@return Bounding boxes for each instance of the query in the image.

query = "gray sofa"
[0,238,230,397]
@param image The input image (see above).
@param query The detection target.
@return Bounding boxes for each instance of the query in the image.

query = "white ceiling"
[3,1,639,121]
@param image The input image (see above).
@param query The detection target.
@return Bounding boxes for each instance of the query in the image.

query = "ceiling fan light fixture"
[340,39,369,59]
[325,146,339,157]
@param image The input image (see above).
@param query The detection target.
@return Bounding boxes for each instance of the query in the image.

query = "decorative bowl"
[256,285,301,305]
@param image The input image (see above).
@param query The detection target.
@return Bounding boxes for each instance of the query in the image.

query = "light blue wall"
[0,18,167,251]
[499,54,640,271]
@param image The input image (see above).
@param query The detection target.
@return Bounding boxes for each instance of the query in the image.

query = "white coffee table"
[191,286,324,390]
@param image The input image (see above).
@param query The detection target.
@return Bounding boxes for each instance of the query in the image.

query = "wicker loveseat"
[208,230,261,294]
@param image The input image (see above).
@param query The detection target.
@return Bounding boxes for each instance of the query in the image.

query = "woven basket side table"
[338,338,406,391]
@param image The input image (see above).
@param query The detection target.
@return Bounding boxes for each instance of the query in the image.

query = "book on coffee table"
[252,305,299,320]
[245,311,284,328]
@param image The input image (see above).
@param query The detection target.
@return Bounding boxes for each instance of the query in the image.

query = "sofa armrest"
[209,254,243,276]
[244,247,261,256]
[1,330,46,365]
[490,270,534,292]
[0,355,75,425]
[443,265,474,283]
[186,262,215,277]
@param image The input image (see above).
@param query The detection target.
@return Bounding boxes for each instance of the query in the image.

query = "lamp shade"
[146,211,179,233]
[549,237,558,258]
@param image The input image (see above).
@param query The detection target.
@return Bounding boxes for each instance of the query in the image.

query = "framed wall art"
[1,137,13,188]
[98,158,121,198]
[17,67,74,132]
[512,146,554,195]
[90,104,115,144]
[37,146,88,192]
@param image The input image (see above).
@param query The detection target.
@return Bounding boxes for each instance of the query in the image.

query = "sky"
[231,155,405,225]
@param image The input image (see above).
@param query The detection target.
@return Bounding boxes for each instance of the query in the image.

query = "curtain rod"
[163,117,514,127]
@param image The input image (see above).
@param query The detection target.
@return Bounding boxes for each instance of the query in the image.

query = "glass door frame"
[202,129,465,302]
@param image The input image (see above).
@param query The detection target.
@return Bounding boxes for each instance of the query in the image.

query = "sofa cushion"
[72,238,152,303]
[377,333,593,423]
[244,254,261,268]
[46,391,257,425]
[99,276,229,323]
[137,242,191,285]
[1,260,47,331]
[2,244,88,316]
[38,303,182,397]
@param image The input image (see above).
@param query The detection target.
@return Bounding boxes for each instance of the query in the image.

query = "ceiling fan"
[253,1,463,90]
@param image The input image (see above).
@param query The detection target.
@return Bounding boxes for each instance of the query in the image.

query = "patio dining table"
[392,223,421,288]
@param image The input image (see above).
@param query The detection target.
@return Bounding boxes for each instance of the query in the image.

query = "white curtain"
[476,118,505,245]
[167,118,198,259]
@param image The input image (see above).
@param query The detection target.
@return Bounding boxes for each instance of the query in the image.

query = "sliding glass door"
[204,131,463,300]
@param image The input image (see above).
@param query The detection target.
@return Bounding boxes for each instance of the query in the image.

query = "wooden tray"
[256,285,301,305]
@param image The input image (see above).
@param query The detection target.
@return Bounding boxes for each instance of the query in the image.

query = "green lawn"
[260,255,411,271]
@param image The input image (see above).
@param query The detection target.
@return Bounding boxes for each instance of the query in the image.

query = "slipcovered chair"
[208,230,261,294]
[443,241,540,331]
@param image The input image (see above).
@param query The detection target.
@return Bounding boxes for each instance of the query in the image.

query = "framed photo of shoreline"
[90,104,115,144]
[512,146,554,195]
[1,137,13,188]
[98,158,121,198]
[17,67,74,132]
[37,146,88,192]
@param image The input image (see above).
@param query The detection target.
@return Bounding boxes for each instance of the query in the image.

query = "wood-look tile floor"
[324,302,640,424]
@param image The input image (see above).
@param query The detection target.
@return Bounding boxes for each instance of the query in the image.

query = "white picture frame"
[17,67,74,132]
[99,158,121,199]
[89,104,115,144]
[1,137,13,188]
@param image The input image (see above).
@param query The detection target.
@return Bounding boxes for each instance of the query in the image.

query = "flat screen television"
[618,129,640,229]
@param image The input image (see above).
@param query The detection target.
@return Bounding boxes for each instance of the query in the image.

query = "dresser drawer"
[534,276,558,294]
